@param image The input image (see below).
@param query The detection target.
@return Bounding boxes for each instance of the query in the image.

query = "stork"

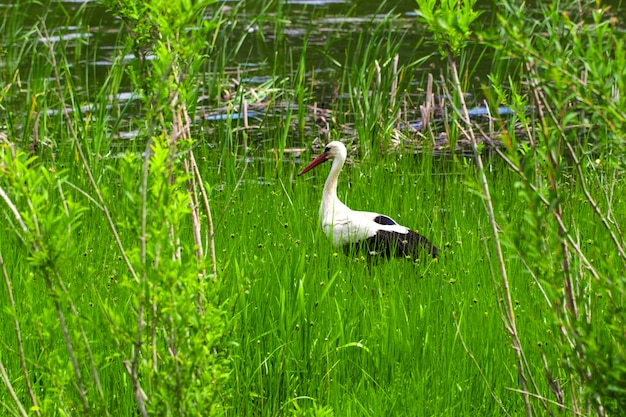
[298,141,439,259]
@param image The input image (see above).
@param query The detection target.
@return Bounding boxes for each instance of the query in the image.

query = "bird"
[298,141,439,260]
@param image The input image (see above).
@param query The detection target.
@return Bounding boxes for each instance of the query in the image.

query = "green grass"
[1,0,625,415]
[208,150,563,416]
[1,129,622,416]
[0,143,568,415]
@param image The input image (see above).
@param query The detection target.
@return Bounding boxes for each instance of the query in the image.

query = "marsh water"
[1,0,624,153]
[2,4,625,415]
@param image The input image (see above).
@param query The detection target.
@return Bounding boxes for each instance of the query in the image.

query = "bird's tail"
[364,229,439,259]
[404,229,439,258]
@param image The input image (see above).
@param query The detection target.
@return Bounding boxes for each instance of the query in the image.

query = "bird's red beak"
[298,151,329,176]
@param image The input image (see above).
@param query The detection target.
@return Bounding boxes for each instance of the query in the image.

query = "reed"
[418,0,626,415]
[0,0,624,416]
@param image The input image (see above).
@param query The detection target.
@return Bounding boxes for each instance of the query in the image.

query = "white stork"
[298,141,439,259]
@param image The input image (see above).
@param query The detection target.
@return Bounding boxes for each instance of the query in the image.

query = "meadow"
[1,0,625,416]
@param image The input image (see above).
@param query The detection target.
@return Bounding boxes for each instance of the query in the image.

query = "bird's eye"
[324,146,330,153]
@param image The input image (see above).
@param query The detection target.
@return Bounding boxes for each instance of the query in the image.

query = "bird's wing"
[367,229,439,258]
[351,210,408,236]
[372,214,398,226]
[356,210,398,224]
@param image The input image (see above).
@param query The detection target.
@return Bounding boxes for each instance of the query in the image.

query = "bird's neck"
[322,157,343,206]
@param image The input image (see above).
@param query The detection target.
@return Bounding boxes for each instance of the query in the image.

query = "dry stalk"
[137,92,153,417]
[541,351,564,410]
[0,186,28,236]
[0,359,28,417]
[446,50,533,417]
[493,148,601,282]
[174,103,205,268]
[420,73,434,135]
[0,254,39,414]
[603,169,624,245]
[456,119,551,415]
[170,58,218,280]
[190,151,218,278]
[526,63,578,318]
[505,388,587,416]
[565,142,626,261]
[38,23,138,284]
[186,156,204,263]
[390,54,399,127]
[45,273,89,414]
[125,301,149,417]
[243,96,249,131]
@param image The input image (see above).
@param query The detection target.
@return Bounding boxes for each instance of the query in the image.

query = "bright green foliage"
[0,147,105,414]
[115,137,228,416]
[487,0,626,403]
[97,0,231,415]
[1,0,626,416]
[413,0,485,154]
[1,0,230,415]
[420,0,626,415]
[415,0,483,57]
[102,0,221,131]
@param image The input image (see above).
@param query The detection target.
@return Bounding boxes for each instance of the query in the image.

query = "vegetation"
[0,0,624,416]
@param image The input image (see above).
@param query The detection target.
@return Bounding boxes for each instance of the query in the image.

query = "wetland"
[1,0,625,415]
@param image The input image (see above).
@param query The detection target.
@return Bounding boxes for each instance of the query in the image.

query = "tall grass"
[1,0,625,416]
[212,148,595,416]
[418,0,626,415]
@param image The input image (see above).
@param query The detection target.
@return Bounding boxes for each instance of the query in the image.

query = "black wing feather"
[363,229,439,259]
[373,215,399,226]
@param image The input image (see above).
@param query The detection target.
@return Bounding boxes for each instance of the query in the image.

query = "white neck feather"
[323,156,344,204]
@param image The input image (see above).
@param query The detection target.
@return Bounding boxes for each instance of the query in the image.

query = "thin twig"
[0,185,28,234]
[46,273,89,414]
[138,127,152,417]
[526,62,578,318]
[190,150,218,278]
[60,180,104,212]
[505,387,586,416]
[493,147,601,282]
[541,352,564,411]
[128,302,148,417]
[0,254,39,414]
[565,142,626,262]
[453,313,513,417]
[186,156,205,264]
[0,359,28,417]
[446,49,534,417]
[604,168,624,245]
[38,23,139,284]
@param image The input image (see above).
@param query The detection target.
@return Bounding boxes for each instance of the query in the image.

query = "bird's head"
[298,141,347,176]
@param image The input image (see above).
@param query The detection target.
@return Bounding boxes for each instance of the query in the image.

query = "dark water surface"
[1,0,624,151]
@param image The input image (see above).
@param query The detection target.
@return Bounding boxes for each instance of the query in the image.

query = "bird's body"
[298,141,439,259]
